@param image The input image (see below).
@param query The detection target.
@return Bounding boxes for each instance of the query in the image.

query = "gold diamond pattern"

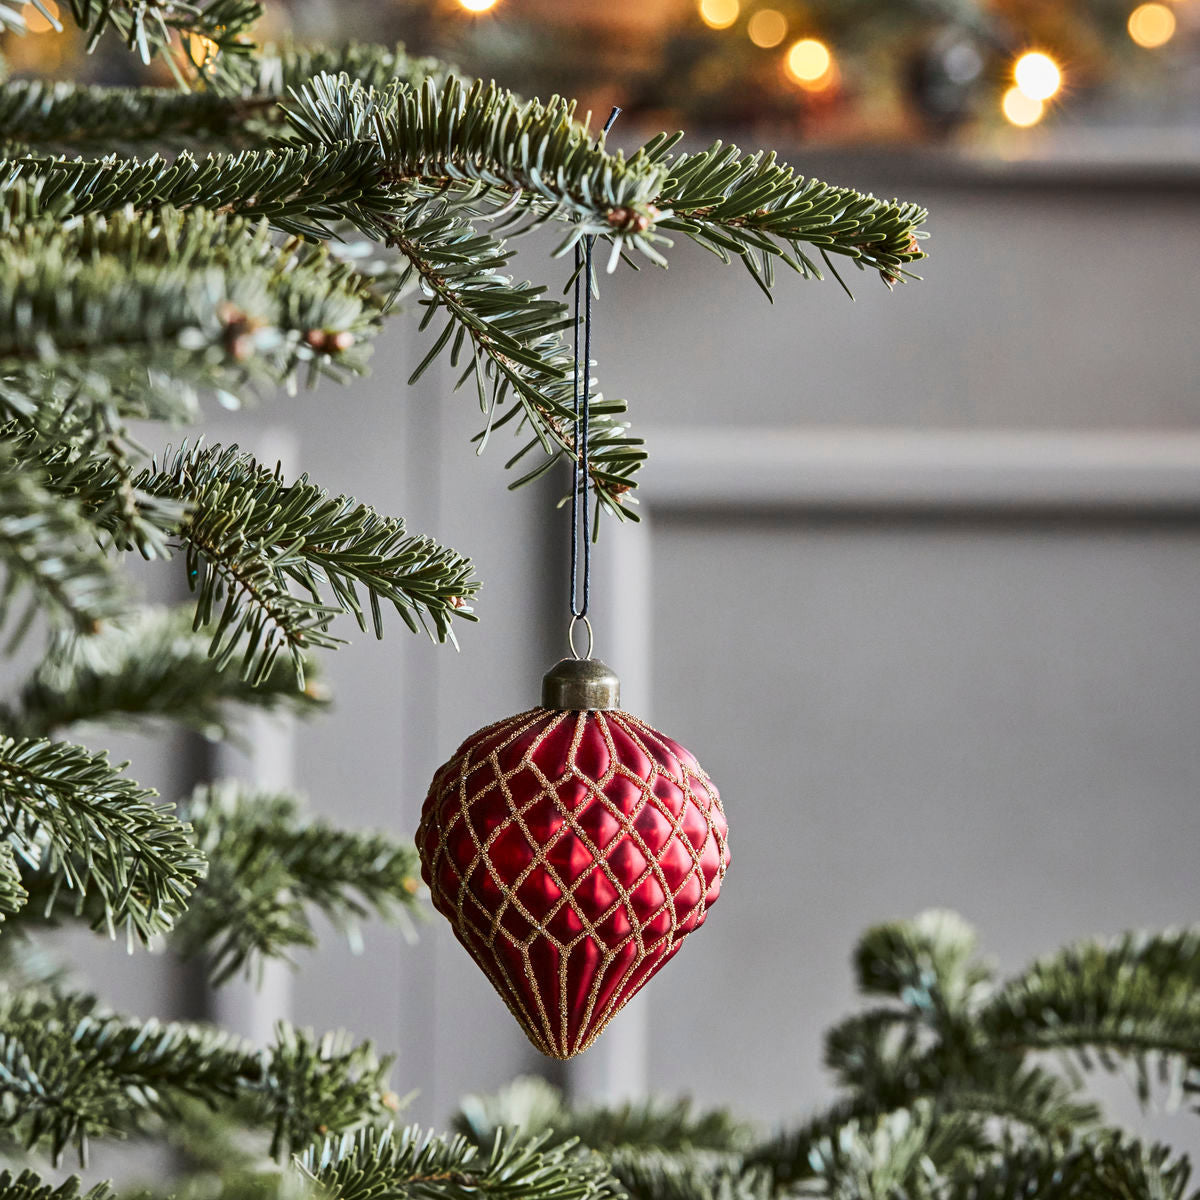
[418,706,730,1059]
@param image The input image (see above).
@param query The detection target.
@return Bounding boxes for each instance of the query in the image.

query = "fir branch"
[126,442,477,684]
[602,1150,766,1200]
[641,134,928,295]
[2,606,326,742]
[0,1171,113,1200]
[788,1102,982,1200]
[853,910,995,1019]
[456,1076,752,1155]
[1,175,643,510]
[257,41,458,113]
[283,74,667,243]
[299,1125,620,1200]
[821,1011,1100,1137]
[59,0,260,74]
[171,782,424,984]
[4,425,187,561]
[979,928,1200,1104]
[0,204,382,431]
[0,82,278,156]
[822,1006,929,1097]
[1,144,390,239]
[5,429,477,680]
[0,43,455,154]
[0,987,394,1165]
[380,198,644,518]
[0,448,127,643]
[0,735,204,939]
[950,1134,1194,1200]
[0,841,27,921]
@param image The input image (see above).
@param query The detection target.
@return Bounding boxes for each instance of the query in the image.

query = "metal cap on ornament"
[541,657,621,711]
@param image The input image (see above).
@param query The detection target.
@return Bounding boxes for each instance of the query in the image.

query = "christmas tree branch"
[0,841,28,921]
[6,426,188,561]
[0,205,383,439]
[1,145,389,240]
[381,198,644,516]
[851,909,993,1014]
[0,42,455,154]
[0,83,277,156]
[950,1135,1195,1200]
[0,987,395,1165]
[3,0,262,72]
[0,735,204,940]
[979,929,1200,1104]
[126,442,477,683]
[601,1149,766,1200]
[640,134,928,296]
[299,1125,620,1200]
[171,782,425,984]
[456,1076,752,1155]
[4,425,479,686]
[1,607,326,742]
[0,449,128,643]
[284,74,666,247]
[0,1172,113,1200]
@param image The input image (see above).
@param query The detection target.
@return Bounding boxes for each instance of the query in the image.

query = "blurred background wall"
[12,0,1200,1149]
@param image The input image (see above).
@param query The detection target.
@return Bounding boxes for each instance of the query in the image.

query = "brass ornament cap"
[417,704,730,1059]
[541,657,621,711]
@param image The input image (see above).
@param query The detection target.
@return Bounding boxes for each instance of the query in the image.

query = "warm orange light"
[1001,85,1044,127]
[698,0,739,30]
[1013,51,1062,101]
[785,38,833,89]
[747,8,787,48]
[20,0,60,33]
[1128,3,1176,47]
[188,33,219,67]
[458,0,499,11]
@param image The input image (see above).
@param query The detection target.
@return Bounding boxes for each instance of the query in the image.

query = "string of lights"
[687,0,1188,128]
[4,0,1193,138]
[438,0,1194,135]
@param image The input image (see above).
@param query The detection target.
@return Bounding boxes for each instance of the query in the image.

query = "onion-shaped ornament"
[417,657,730,1059]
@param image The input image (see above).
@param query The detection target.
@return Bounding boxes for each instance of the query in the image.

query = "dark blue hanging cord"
[569,106,621,657]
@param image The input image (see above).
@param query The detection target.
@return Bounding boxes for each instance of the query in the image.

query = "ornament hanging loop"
[567,106,621,649]
[567,613,594,661]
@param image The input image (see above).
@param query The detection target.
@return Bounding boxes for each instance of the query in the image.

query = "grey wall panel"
[592,186,1200,433]
[637,510,1200,1125]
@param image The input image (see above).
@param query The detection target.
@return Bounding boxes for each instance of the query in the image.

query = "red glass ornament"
[417,662,729,1059]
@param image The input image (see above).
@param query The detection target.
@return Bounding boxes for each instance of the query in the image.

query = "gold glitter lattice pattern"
[417,706,730,1059]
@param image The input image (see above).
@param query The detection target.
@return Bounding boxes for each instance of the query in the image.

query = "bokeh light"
[20,0,60,33]
[785,38,833,89]
[458,0,499,12]
[1013,51,1062,101]
[698,0,740,30]
[188,33,219,67]
[1001,85,1044,126]
[747,9,787,49]
[1127,3,1176,48]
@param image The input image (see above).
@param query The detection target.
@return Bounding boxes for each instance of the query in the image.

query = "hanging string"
[569,106,621,658]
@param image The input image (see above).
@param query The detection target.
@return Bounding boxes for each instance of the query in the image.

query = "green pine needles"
[446,913,1200,1200]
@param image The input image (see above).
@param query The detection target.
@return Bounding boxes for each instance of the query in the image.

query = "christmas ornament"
[416,107,729,1058]
[417,657,729,1058]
